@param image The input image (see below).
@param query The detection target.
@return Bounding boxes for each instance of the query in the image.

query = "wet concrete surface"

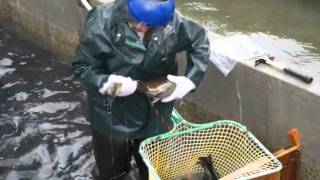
[0,26,96,179]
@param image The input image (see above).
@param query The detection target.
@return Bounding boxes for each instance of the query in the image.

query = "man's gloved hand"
[99,74,137,97]
[161,75,196,103]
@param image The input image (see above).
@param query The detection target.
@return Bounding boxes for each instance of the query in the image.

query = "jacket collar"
[110,0,135,26]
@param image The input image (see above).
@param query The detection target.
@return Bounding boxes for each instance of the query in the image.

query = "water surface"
[177,0,320,72]
[0,26,94,180]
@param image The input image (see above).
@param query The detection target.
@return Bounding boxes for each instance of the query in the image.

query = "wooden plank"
[276,149,300,180]
[256,172,281,180]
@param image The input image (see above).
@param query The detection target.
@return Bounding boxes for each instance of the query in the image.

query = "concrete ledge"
[0,0,83,62]
[184,58,320,179]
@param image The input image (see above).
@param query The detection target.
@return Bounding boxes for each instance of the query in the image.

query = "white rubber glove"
[161,75,196,103]
[99,74,137,97]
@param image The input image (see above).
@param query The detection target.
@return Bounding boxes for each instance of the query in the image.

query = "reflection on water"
[0,26,94,179]
[177,0,320,72]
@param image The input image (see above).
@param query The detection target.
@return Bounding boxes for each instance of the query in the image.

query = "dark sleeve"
[72,7,114,89]
[176,13,210,87]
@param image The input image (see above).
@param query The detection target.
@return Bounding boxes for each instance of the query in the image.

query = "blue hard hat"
[127,0,175,28]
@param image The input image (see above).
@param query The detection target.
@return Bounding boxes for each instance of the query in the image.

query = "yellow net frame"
[139,110,282,180]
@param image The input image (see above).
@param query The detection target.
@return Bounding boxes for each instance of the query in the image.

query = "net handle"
[171,108,209,129]
[171,108,184,125]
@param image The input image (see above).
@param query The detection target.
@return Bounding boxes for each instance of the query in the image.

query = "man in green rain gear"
[72,0,210,179]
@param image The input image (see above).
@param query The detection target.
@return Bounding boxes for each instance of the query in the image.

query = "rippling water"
[177,0,320,73]
[0,26,95,179]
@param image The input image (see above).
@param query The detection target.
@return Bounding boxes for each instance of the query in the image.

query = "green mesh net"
[139,109,282,180]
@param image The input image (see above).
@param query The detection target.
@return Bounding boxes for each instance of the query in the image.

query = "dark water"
[0,26,95,179]
[176,0,320,73]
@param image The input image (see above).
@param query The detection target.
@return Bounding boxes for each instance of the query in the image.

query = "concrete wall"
[1,0,320,179]
[184,59,320,179]
[0,0,84,61]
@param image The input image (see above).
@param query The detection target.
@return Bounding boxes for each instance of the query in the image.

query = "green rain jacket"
[72,0,210,140]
